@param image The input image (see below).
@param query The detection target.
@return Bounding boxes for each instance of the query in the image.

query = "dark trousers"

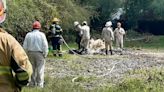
[76,36,82,50]
[51,37,61,51]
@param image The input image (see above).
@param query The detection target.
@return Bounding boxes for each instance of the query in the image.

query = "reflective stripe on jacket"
[0,66,12,76]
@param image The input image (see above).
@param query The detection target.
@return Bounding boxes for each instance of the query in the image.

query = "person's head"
[105,21,112,27]
[82,21,87,26]
[74,21,79,27]
[52,17,60,24]
[32,21,41,30]
[117,22,122,28]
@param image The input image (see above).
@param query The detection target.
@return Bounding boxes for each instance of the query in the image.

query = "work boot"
[59,53,63,57]
[105,50,108,55]
[53,53,57,57]
[110,50,113,55]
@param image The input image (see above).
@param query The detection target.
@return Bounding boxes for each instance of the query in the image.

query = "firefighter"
[74,21,82,50]
[80,21,90,54]
[0,0,33,92]
[49,17,63,57]
[23,21,48,88]
[114,22,125,51]
[102,21,114,55]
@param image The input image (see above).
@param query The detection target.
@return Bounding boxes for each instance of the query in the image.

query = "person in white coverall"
[102,21,114,55]
[80,21,90,54]
[114,22,125,50]
[23,21,49,88]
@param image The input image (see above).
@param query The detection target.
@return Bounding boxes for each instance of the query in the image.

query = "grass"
[109,67,164,92]
[22,67,164,92]
[124,30,164,50]
[125,35,164,50]
[23,35,164,92]
[22,76,85,92]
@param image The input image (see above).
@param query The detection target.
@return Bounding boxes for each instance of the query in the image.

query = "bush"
[3,0,92,43]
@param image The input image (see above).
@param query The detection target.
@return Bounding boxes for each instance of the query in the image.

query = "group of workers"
[0,0,126,91]
[74,21,91,54]
[74,20,125,55]
[23,17,65,88]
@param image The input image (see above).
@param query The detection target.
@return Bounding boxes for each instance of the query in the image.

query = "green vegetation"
[22,68,164,92]
[22,76,85,92]
[3,0,164,42]
[111,68,164,92]
[125,35,164,50]
[4,0,164,92]
[4,0,92,41]
[23,35,164,92]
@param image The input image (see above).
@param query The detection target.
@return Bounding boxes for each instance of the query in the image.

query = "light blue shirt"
[23,30,49,57]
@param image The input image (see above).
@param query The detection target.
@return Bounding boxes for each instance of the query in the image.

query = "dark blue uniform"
[49,24,63,56]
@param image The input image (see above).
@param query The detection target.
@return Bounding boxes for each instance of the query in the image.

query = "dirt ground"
[45,49,164,89]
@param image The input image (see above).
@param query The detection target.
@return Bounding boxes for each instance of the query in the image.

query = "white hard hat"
[74,21,79,26]
[82,21,87,25]
[105,21,112,27]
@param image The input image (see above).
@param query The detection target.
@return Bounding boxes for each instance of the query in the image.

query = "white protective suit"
[80,25,90,51]
[102,26,114,54]
[114,27,125,49]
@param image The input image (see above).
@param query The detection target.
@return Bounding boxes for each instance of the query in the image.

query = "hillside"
[3,0,92,40]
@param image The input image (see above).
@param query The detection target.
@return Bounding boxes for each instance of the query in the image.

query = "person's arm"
[9,34,32,87]
[42,33,49,58]
[121,28,125,35]
[49,25,52,31]
[110,29,114,41]
[113,28,118,41]
[23,34,29,52]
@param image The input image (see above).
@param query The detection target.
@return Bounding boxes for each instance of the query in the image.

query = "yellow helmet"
[52,17,60,22]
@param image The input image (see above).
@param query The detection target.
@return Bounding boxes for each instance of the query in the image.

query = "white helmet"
[74,21,79,26]
[82,21,87,25]
[105,21,112,27]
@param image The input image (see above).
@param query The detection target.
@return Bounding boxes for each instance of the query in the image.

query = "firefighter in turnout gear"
[49,17,63,57]
[0,0,33,92]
